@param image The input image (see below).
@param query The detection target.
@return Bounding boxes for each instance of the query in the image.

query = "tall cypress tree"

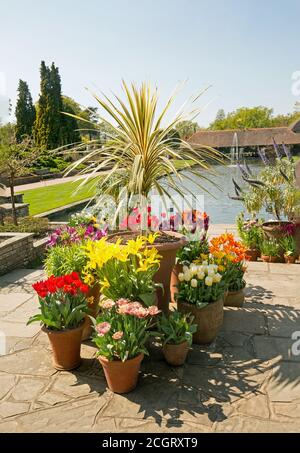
[15,80,35,142]
[34,61,63,149]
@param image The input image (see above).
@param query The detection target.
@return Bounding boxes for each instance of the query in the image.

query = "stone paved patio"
[0,262,299,433]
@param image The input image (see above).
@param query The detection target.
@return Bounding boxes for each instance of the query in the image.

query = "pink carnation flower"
[112,331,124,340]
[96,322,111,336]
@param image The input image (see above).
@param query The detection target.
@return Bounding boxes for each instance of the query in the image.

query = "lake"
[52,161,268,225]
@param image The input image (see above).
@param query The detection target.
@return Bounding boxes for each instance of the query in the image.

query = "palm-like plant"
[65,81,224,230]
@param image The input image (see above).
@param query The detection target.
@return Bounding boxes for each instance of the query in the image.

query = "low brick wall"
[0,233,41,275]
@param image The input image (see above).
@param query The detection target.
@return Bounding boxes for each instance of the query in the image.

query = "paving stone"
[0,401,29,418]
[268,263,300,275]
[0,269,44,285]
[221,308,265,335]
[246,261,269,273]
[235,393,270,418]
[0,420,19,432]
[3,296,38,323]
[0,293,33,314]
[273,402,300,419]
[215,415,299,433]
[254,336,300,362]
[0,374,16,400]
[0,320,40,339]
[51,372,106,398]
[246,275,300,299]
[267,309,300,338]
[11,377,48,402]
[38,391,71,406]
[266,362,300,402]
[0,346,55,377]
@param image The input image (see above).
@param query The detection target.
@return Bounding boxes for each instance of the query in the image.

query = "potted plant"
[209,233,248,307]
[44,242,100,340]
[280,235,297,263]
[157,311,197,366]
[236,212,263,261]
[171,211,210,303]
[93,299,160,393]
[27,272,89,370]
[176,263,225,344]
[260,238,281,263]
[65,81,223,314]
[83,235,162,307]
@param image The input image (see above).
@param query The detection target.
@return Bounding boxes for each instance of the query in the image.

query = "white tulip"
[190,265,198,276]
[207,267,215,276]
[197,271,205,280]
[178,273,185,282]
[190,278,198,288]
[213,273,222,283]
[184,271,192,282]
[183,265,189,274]
[202,260,208,266]
[205,276,213,287]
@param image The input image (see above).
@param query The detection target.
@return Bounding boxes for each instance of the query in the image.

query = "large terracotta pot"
[170,262,183,304]
[245,248,260,262]
[224,287,245,308]
[43,322,84,370]
[177,298,224,344]
[99,353,144,394]
[82,283,101,341]
[108,230,186,315]
[152,232,186,315]
[163,341,189,366]
[261,255,278,263]
[262,221,293,240]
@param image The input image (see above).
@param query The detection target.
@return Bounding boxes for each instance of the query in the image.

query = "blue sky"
[1,0,300,126]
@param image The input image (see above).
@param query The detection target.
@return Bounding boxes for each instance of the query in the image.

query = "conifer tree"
[15,80,35,142]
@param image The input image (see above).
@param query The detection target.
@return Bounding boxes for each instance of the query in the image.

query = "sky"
[1,0,300,126]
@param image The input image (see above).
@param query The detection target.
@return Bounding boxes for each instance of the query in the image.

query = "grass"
[19,160,196,215]
[20,178,98,215]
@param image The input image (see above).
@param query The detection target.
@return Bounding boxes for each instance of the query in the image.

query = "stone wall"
[0,233,39,275]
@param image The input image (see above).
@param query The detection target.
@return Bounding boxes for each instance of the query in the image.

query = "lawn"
[20,178,98,215]
[20,160,196,215]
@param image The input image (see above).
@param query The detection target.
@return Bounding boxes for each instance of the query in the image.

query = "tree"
[175,120,199,139]
[15,80,35,142]
[0,130,38,225]
[33,61,63,149]
[60,96,81,145]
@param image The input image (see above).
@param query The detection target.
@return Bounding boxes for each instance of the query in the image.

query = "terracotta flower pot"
[82,283,101,341]
[262,221,293,240]
[177,298,224,344]
[261,255,278,263]
[284,254,296,264]
[43,322,84,370]
[99,353,144,394]
[246,248,260,261]
[224,287,245,308]
[170,262,183,304]
[163,341,189,366]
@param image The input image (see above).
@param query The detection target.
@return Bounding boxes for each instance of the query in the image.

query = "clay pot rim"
[98,352,144,365]
[177,297,223,310]
[163,340,189,347]
[227,286,245,296]
[108,230,187,251]
[42,320,85,335]
[262,220,293,230]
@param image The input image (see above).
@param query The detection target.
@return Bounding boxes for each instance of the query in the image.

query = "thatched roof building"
[188,119,300,148]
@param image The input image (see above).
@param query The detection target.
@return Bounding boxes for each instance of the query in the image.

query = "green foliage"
[259,238,281,257]
[176,233,209,265]
[280,235,296,256]
[224,261,246,292]
[44,243,88,278]
[33,61,63,149]
[15,80,36,142]
[236,212,264,249]
[209,106,300,130]
[27,290,88,331]
[93,302,157,361]
[0,216,49,237]
[157,311,197,346]
[242,159,297,220]
[175,120,199,139]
